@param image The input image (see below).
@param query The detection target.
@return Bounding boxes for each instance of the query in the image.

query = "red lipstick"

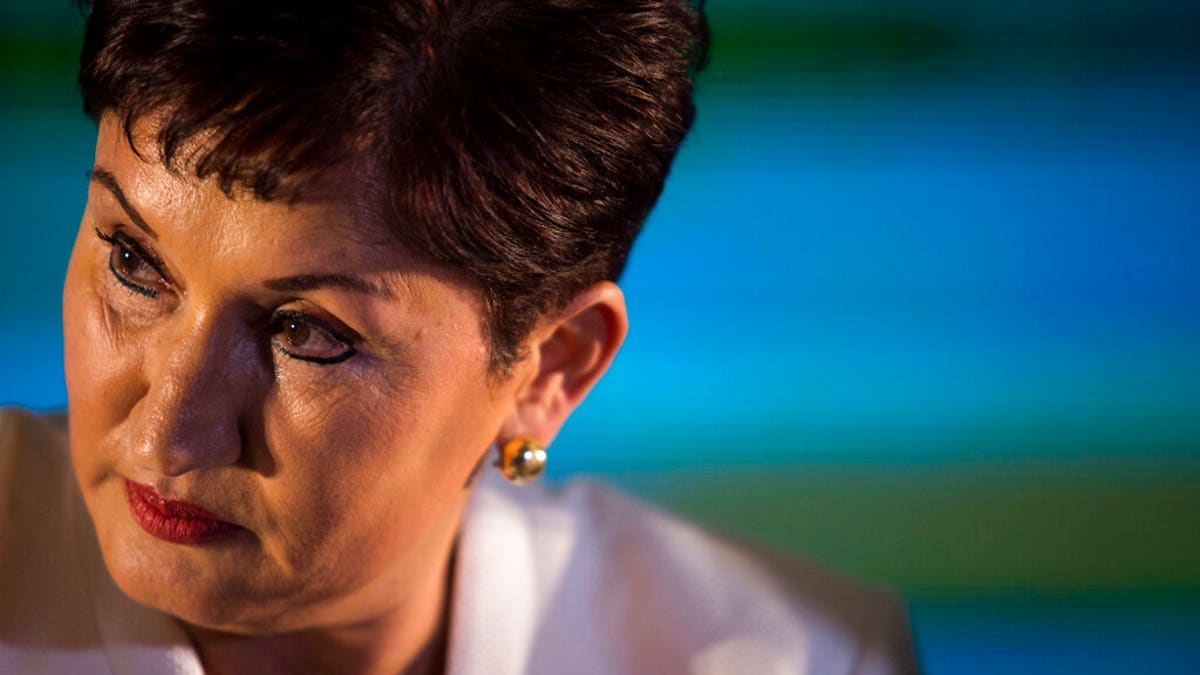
[125,479,240,544]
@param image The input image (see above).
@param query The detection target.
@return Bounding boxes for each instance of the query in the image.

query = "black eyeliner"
[109,255,159,298]
[93,227,162,298]
[272,309,353,344]
[93,226,358,366]
[271,309,359,365]
[94,227,170,279]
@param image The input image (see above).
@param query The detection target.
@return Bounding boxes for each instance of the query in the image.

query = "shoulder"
[545,480,917,675]
[0,407,73,548]
[0,409,200,674]
[0,406,68,467]
[452,473,919,675]
[0,408,112,672]
[0,407,71,531]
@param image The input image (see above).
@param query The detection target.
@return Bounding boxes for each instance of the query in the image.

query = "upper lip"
[125,479,238,525]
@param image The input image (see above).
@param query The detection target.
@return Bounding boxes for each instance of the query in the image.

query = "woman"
[0,1,918,673]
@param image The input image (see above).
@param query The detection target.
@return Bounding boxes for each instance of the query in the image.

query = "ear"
[498,281,628,447]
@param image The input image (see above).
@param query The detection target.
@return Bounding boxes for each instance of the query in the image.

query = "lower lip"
[125,480,240,544]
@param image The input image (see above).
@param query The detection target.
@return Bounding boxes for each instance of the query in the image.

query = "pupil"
[116,247,142,276]
[286,321,310,346]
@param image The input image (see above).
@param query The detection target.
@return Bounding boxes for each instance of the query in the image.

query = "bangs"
[78,0,708,371]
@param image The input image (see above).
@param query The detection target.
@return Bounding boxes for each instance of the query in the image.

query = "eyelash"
[269,310,358,365]
[94,227,167,299]
[93,227,358,366]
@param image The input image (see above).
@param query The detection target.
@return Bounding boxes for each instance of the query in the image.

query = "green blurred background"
[3,1,1199,672]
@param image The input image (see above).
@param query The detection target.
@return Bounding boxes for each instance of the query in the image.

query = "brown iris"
[283,318,311,347]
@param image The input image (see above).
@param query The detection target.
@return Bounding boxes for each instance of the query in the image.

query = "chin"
[107,537,222,620]
[100,529,355,637]
[92,510,275,633]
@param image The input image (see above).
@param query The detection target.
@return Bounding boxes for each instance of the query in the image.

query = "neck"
[186,550,456,675]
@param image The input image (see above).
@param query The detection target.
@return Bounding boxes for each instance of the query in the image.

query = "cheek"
[62,242,145,480]
[254,346,500,585]
[258,371,423,537]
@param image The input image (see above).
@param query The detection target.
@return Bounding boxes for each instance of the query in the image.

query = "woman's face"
[63,116,528,632]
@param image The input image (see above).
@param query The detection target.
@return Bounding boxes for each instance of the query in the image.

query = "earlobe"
[500,281,628,446]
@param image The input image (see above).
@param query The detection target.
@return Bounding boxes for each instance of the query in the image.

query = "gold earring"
[496,437,547,484]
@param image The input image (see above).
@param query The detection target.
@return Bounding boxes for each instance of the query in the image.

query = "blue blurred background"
[2,1,1199,672]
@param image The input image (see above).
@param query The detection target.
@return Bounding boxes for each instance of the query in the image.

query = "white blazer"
[0,409,918,674]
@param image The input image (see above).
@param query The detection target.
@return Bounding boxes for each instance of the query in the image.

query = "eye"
[94,227,168,298]
[270,310,358,365]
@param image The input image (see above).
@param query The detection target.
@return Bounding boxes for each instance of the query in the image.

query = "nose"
[131,308,253,477]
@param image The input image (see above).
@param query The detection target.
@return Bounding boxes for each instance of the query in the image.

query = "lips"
[124,479,240,544]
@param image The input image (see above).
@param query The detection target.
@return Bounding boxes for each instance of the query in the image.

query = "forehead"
[88,114,487,327]
[88,113,494,372]
[96,114,387,242]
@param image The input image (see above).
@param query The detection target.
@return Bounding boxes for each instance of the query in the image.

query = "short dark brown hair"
[77,0,709,372]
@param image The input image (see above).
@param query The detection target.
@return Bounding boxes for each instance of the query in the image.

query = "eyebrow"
[88,168,157,238]
[88,168,391,301]
[264,274,393,300]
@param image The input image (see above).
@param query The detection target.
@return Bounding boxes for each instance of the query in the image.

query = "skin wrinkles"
[68,115,504,619]
[92,145,443,364]
[63,113,630,675]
